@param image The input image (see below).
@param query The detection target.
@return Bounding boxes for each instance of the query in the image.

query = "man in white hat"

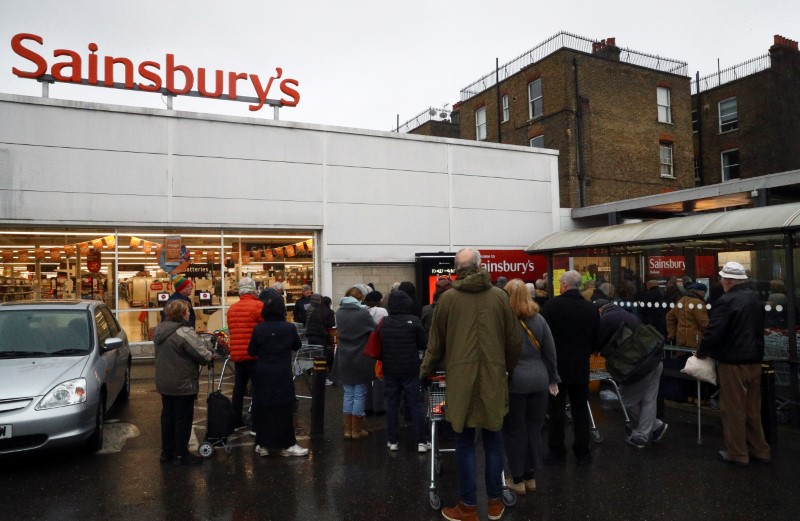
[698,262,771,466]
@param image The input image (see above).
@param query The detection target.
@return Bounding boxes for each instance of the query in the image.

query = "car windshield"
[0,310,92,358]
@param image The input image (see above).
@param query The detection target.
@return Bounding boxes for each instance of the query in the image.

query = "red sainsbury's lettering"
[9,32,301,110]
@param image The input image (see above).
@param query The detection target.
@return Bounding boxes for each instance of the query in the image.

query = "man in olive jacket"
[420,248,521,521]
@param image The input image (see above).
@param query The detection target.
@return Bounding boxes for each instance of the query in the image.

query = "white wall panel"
[172,155,323,201]
[0,191,169,223]
[449,143,555,181]
[325,203,450,246]
[172,118,325,164]
[452,175,551,212]
[0,101,167,153]
[171,197,322,227]
[0,144,167,194]
[326,133,449,172]
[326,165,448,207]
[450,208,551,249]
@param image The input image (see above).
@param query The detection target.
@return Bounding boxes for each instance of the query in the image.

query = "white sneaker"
[254,445,269,457]
[387,442,399,451]
[280,444,309,457]
[248,430,256,436]
[325,379,334,386]
[418,442,431,453]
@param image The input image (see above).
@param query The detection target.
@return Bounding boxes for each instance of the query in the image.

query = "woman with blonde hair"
[502,278,560,494]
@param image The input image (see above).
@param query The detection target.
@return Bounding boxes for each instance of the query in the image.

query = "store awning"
[526,202,800,253]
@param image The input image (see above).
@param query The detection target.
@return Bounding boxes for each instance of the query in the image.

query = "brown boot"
[351,414,369,439]
[487,498,505,520]
[343,413,353,439]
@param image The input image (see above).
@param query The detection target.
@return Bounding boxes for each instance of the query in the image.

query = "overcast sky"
[2,0,797,132]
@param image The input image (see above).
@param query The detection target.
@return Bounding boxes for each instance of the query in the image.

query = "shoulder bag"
[362,318,384,360]
[519,319,541,351]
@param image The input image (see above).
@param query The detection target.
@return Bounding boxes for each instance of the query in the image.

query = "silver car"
[0,300,131,454]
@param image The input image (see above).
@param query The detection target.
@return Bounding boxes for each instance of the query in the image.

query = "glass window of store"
[0,228,314,345]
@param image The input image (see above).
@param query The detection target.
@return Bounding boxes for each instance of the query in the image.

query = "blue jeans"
[342,383,368,416]
[455,427,504,506]
[384,374,426,444]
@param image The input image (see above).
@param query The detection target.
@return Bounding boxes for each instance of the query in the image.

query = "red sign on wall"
[480,250,547,283]
[150,282,164,291]
[648,256,686,277]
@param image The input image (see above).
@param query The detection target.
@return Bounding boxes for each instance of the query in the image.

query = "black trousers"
[160,394,196,457]
[547,382,590,459]
[232,360,257,425]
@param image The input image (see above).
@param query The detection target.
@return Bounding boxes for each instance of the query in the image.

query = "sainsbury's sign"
[648,256,686,276]
[10,33,300,111]
[481,250,547,282]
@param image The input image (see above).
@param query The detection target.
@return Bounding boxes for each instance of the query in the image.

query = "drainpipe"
[495,58,502,143]
[573,58,586,207]
[695,71,705,186]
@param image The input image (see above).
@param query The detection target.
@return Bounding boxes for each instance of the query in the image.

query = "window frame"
[659,141,674,178]
[501,95,509,123]
[475,107,487,141]
[527,79,543,120]
[529,135,544,148]
[719,97,738,133]
[691,110,699,133]
[657,87,672,124]
[721,148,740,181]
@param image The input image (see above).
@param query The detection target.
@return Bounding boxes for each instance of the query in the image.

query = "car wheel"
[86,396,106,453]
[119,358,131,401]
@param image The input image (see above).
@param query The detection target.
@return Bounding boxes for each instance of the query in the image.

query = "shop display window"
[0,228,314,344]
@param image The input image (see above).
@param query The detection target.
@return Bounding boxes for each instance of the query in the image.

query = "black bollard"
[310,357,327,436]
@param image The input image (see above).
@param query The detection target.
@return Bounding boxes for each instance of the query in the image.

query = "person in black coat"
[381,290,429,452]
[247,294,308,457]
[639,280,668,338]
[540,270,599,465]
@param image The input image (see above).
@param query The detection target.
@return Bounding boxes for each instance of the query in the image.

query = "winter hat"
[309,293,323,306]
[719,261,748,280]
[354,284,372,300]
[364,291,383,305]
[171,272,191,293]
[686,282,707,294]
[238,277,256,295]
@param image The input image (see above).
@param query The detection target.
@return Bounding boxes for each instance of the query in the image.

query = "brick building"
[692,35,800,186]
[405,32,695,208]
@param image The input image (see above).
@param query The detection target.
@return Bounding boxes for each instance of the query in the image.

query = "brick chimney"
[592,37,621,61]
[769,34,800,69]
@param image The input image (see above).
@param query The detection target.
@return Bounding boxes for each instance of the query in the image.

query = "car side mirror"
[104,337,124,351]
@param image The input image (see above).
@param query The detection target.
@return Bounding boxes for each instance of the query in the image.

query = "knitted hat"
[310,293,323,306]
[686,282,707,294]
[354,284,372,300]
[171,272,191,293]
[238,277,256,295]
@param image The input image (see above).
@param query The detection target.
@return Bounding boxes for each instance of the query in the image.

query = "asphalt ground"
[2,359,799,521]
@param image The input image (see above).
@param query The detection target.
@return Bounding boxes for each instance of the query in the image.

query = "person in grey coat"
[335,288,376,440]
[502,279,560,495]
[154,299,214,466]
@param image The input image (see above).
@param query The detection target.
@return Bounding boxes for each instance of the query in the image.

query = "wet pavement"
[2,360,799,521]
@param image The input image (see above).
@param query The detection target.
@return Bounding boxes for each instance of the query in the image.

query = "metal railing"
[392,107,452,133]
[692,54,772,94]
[459,30,688,101]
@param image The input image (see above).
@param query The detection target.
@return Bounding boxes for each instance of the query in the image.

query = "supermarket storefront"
[0,94,560,353]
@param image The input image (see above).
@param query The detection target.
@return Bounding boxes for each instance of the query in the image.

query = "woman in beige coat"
[666,282,709,348]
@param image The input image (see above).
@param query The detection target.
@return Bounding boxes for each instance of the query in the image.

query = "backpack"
[600,323,664,384]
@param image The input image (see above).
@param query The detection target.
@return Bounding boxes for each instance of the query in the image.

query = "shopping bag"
[362,318,383,360]
[681,355,717,385]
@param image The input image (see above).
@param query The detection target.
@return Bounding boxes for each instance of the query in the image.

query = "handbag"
[681,355,717,385]
[362,318,384,360]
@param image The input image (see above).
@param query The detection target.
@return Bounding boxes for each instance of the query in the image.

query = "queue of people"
[152,254,773,521]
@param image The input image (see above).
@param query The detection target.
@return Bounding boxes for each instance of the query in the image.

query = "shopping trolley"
[197,330,234,458]
[425,374,516,511]
[587,354,630,443]
[293,344,326,399]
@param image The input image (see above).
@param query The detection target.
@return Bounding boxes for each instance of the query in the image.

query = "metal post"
[273,106,280,121]
[310,357,327,436]
[495,58,502,143]
[783,233,799,423]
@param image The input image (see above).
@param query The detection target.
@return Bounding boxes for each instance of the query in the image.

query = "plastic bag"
[681,355,717,385]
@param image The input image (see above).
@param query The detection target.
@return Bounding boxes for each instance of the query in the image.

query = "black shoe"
[749,454,772,464]
[172,454,204,466]
[576,453,593,466]
[718,450,748,467]
[160,451,174,463]
[544,453,566,465]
